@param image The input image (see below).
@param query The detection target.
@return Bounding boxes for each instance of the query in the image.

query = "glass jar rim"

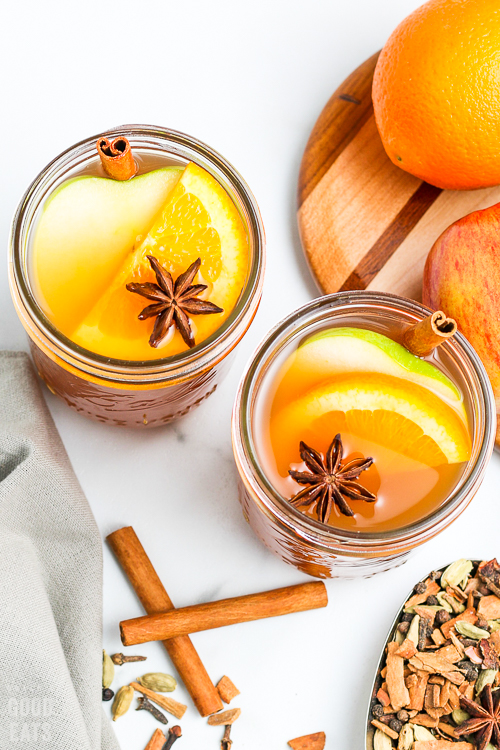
[9,124,265,384]
[232,291,496,552]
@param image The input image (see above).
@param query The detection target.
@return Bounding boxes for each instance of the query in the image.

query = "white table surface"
[2,1,500,748]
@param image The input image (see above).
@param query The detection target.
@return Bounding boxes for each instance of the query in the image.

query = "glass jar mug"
[232,292,496,579]
[9,125,265,427]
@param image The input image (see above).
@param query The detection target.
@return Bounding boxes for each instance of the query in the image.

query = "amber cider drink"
[254,322,471,533]
[232,293,495,577]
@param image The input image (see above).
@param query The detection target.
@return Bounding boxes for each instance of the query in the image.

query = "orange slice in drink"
[72,163,248,360]
[270,373,471,470]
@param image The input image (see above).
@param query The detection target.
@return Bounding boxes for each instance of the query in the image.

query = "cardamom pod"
[441,559,473,588]
[102,650,115,689]
[436,592,454,613]
[455,621,490,640]
[138,672,177,693]
[475,669,497,696]
[452,708,470,726]
[112,685,134,721]
[373,729,393,750]
[397,724,413,750]
[411,724,435,741]
[489,619,500,632]
[407,614,420,647]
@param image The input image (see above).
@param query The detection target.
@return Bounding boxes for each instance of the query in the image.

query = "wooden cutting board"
[297,52,500,300]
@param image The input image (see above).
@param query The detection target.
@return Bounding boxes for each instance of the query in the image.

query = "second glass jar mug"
[232,292,496,579]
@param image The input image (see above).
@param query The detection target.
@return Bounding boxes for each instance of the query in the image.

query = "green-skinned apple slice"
[32,166,183,335]
[281,327,465,418]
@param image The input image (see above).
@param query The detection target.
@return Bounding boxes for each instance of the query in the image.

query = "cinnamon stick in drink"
[120,581,328,646]
[107,526,222,717]
[403,311,457,357]
[97,136,137,180]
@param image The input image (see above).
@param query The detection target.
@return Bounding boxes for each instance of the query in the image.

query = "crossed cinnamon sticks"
[107,526,328,717]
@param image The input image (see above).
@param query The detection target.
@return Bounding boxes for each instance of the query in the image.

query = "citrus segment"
[72,162,248,360]
[270,373,471,468]
[313,410,448,467]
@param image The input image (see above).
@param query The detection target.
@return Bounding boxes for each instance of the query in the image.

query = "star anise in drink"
[126,255,223,348]
[455,684,500,750]
[288,433,376,521]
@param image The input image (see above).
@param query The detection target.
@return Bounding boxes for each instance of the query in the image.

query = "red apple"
[422,203,500,440]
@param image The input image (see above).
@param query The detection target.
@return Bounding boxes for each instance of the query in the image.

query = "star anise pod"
[288,433,375,522]
[126,255,223,349]
[455,684,500,750]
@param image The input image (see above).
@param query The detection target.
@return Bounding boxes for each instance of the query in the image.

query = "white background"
[2,1,500,748]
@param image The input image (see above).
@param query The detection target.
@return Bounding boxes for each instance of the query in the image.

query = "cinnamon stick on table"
[120,581,328,646]
[107,526,222,718]
[403,311,457,357]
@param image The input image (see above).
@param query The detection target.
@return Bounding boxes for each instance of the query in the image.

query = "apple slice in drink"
[33,167,183,335]
[275,327,465,419]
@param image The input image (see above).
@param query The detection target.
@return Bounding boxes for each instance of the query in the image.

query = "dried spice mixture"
[370,559,500,750]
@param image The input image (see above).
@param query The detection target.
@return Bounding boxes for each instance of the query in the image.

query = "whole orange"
[373,0,500,190]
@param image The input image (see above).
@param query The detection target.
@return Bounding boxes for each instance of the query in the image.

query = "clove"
[221,724,233,750]
[163,726,182,749]
[111,652,147,666]
[136,696,168,725]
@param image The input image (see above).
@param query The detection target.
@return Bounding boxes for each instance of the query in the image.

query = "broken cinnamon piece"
[403,311,457,357]
[413,742,474,750]
[395,638,417,659]
[428,676,445,685]
[437,722,457,738]
[287,732,326,750]
[425,683,440,710]
[405,580,440,609]
[459,682,474,700]
[144,728,167,750]
[448,685,461,710]
[376,688,391,706]
[415,605,436,627]
[412,713,439,728]
[448,631,465,659]
[97,136,137,181]
[440,608,476,639]
[409,651,463,682]
[130,682,187,719]
[386,642,410,710]
[439,680,451,708]
[477,593,500,619]
[434,644,461,663]
[370,720,399,740]
[431,629,446,647]
[207,708,241,726]
[216,676,240,705]
[408,671,429,711]
[490,630,500,655]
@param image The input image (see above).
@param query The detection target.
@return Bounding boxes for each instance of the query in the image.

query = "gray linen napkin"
[0,352,119,750]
